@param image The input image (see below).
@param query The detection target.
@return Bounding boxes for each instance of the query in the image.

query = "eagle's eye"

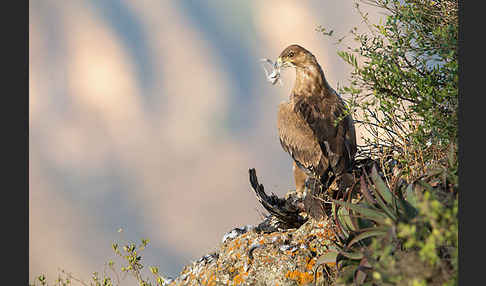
[288,51,295,58]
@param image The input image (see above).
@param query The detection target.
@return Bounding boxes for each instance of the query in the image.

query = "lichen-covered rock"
[167,218,338,286]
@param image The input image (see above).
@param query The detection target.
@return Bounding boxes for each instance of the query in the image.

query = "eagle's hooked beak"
[275,57,295,70]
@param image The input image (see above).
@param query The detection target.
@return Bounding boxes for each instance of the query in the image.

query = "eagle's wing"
[344,112,357,164]
[277,102,328,177]
[294,93,356,176]
[331,88,358,164]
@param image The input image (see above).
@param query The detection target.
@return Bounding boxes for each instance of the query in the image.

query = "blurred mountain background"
[29,0,381,281]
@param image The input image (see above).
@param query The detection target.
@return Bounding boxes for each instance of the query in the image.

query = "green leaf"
[404,183,418,209]
[337,203,358,233]
[339,250,365,260]
[370,166,394,205]
[369,167,397,221]
[347,228,389,248]
[396,184,419,220]
[333,200,388,224]
[316,250,339,265]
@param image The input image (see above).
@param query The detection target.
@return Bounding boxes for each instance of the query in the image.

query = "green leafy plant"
[317,148,457,285]
[30,238,171,286]
[325,0,458,181]
[326,164,417,284]
[314,1,459,282]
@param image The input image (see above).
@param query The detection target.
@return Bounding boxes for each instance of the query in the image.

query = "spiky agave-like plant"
[315,143,458,285]
[314,164,419,285]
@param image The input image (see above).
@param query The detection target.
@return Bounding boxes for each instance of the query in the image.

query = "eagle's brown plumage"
[274,44,357,194]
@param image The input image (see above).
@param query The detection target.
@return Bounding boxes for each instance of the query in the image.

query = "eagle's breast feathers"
[277,91,356,180]
[277,102,326,177]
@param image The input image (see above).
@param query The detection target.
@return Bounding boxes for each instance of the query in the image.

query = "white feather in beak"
[260,58,282,86]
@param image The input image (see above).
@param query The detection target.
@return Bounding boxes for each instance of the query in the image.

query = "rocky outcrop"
[168,218,337,286]
[165,169,347,286]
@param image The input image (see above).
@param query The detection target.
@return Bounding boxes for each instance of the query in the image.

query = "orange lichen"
[232,271,248,285]
[285,269,314,285]
[232,239,242,249]
[206,272,217,286]
[315,228,336,242]
[305,257,316,271]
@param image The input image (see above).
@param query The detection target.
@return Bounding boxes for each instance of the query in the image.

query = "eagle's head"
[262,44,322,86]
[263,44,320,85]
[276,44,315,69]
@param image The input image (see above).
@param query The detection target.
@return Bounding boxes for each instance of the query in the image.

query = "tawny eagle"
[266,44,357,194]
